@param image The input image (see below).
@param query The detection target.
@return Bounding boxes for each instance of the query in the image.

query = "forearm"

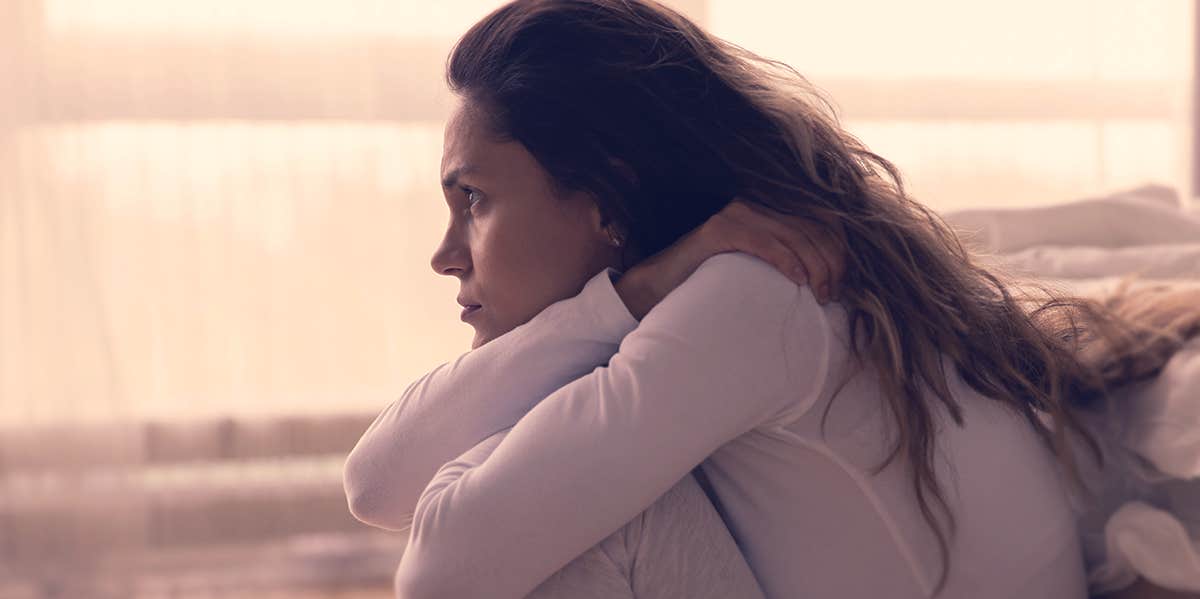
[613,269,654,322]
[392,253,822,598]
[344,335,619,531]
[343,268,639,530]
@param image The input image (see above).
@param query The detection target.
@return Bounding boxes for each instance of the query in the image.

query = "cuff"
[578,266,640,343]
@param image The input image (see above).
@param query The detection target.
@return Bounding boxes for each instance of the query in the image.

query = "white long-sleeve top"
[343,252,1087,598]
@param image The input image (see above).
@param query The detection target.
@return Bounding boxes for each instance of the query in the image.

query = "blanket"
[944,184,1200,594]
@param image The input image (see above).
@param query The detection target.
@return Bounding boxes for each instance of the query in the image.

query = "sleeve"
[393,252,832,599]
[343,266,640,531]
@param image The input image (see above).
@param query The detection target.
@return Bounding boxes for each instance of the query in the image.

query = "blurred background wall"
[0,1,1195,597]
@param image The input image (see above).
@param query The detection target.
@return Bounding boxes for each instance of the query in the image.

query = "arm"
[394,252,833,599]
[343,266,640,531]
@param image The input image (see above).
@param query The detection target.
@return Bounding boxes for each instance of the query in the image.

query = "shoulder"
[642,252,837,417]
[679,252,830,336]
[690,251,806,297]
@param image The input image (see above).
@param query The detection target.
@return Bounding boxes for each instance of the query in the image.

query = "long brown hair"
[446,0,1200,593]
[1071,279,1200,400]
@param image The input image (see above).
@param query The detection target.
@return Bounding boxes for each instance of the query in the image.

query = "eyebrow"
[441,164,478,189]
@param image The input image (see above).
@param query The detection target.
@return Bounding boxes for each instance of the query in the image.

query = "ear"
[585,158,636,248]
[588,202,617,240]
[596,157,637,234]
[589,201,605,231]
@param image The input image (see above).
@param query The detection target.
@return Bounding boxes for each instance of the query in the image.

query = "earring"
[606,227,624,248]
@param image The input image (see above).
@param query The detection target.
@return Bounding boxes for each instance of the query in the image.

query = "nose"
[430,234,469,278]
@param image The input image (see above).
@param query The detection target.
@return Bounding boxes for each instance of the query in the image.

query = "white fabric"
[997,244,1200,281]
[950,187,1200,596]
[1068,337,1200,594]
[345,252,1085,599]
[1096,502,1200,592]
[524,470,768,599]
[1122,338,1200,480]
[944,183,1200,254]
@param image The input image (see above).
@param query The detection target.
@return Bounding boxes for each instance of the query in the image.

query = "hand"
[616,198,845,320]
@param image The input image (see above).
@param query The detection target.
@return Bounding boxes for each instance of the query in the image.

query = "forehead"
[441,102,547,195]
[441,103,491,176]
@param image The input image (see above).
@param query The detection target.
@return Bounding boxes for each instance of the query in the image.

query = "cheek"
[482,220,558,273]
[476,211,594,306]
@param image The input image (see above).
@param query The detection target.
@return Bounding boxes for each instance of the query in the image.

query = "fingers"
[720,221,810,289]
[823,226,846,300]
[802,215,845,301]
[725,199,838,303]
[721,202,821,299]
[791,224,835,303]
[760,231,812,290]
[831,221,848,299]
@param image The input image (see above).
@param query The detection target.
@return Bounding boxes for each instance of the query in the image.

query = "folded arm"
[394,252,832,599]
[342,266,640,531]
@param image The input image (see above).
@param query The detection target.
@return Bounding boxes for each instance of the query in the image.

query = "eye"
[461,186,484,210]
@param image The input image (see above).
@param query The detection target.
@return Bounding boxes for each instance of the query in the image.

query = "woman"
[343,1,1186,597]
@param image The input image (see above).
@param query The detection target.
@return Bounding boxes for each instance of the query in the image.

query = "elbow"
[345,484,412,532]
[393,567,443,599]
[343,457,413,531]
[392,566,421,599]
[393,549,476,599]
[392,501,482,599]
[342,454,378,523]
[344,484,384,528]
[393,476,503,599]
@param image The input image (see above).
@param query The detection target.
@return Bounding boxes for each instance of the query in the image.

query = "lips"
[460,304,482,321]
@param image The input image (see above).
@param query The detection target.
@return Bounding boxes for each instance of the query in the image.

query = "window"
[710,0,1195,209]
[2,1,1194,420]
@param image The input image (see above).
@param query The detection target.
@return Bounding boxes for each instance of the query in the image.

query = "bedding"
[945,183,1200,254]
[1070,338,1200,594]
[944,183,1200,595]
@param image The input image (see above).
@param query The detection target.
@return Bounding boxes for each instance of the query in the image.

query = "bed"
[944,183,1200,596]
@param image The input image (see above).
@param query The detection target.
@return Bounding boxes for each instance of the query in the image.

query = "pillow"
[943,184,1200,254]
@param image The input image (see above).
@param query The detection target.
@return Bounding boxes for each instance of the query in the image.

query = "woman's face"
[431,100,624,350]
